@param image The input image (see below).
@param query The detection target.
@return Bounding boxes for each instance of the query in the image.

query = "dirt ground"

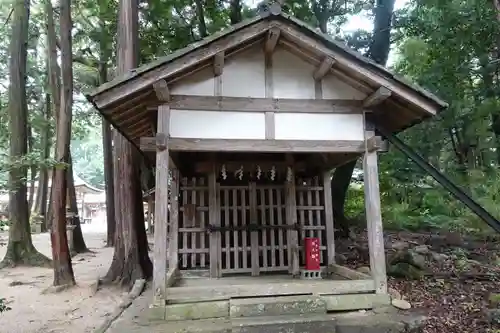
[0,228,127,333]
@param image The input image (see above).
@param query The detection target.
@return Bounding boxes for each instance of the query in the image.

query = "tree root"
[93,279,146,333]
[0,243,52,269]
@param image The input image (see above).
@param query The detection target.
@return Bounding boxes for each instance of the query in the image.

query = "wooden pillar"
[208,162,220,278]
[363,146,387,294]
[169,169,179,269]
[323,171,335,265]
[285,166,299,276]
[152,104,170,303]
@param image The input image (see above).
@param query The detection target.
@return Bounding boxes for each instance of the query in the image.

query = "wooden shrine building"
[88,5,447,322]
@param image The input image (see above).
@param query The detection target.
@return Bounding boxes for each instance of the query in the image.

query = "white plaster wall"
[222,48,266,98]
[169,109,266,139]
[274,113,364,141]
[272,46,316,99]
[322,74,367,100]
[170,67,215,96]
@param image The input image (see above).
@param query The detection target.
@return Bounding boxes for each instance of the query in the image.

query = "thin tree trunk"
[195,0,208,38]
[44,0,61,231]
[33,91,51,232]
[103,0,152,287]
[67,154,89,253]
[329,0,395,238]
[96,9,116,246]
[50,0,75,286]
[27,126,37,212]
[229,0,242,24]
[0,0,50,268]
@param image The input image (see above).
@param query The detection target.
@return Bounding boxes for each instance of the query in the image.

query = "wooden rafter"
[264,27,280,55]
[363,87,391,108]
[313,56,335,81]
[153,79,170,102]
[213,51,224,76]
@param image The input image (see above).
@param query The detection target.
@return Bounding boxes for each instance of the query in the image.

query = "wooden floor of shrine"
[165,269,376,304]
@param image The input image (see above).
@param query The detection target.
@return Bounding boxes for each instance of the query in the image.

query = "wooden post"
[169,169,179,269]
[152,104,170,304]
[249,182,259,276]
[285,166,299,276]
[323,171,335,265]
[363,146,387,294]
[208,162,220,278]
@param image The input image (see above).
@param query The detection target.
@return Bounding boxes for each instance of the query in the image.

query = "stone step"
[230,295,326,318]
[165,300,230,321]
[232,314,337,333]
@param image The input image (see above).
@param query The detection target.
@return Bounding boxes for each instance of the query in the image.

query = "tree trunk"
[33,91,51,232]
[67,154,89,253]
[50,0,75,286]
[103,0,152,286]
[96,13,116,246]
[27,126,36,212]
[229,0,242,24]
[0,0,51,268]
[195,0,208,38]
[44,0,61,231]
[329,0,395,238]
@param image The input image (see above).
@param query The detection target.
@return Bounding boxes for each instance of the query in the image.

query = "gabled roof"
[87,9,447,148]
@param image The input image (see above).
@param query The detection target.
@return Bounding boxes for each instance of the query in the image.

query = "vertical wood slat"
[233,189,239,270]
[314,177,323,264]
[276,187,285,267]
[199,178,206,267]
[152,104,170,304]
[249,182,259,276]
[190,178,197,268]
[181,178,188,268]
[260,188,268,269]
[364,145,387,294]
[323,172,335,265]
[224,189,230,270]
[307,180,314,240]
[169,169,179,269]
[286,175,299,275]
[269,187,276,268]
[240,188,247,270]
[209,163,219,278]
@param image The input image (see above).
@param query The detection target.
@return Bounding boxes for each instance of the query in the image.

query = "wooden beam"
[213,51,224,77]
[152,104,170,304]
[363,135,387,294]
[249,182,259,276]
[169,168,179,269]
[195,161,306,174]
[264,27,280,55]
[153,79,170,102]
[93,21,271,109]
[285,155,299,276]
[327,264,370,280]
[323,171,335,265]
[313,56,335,81]
[363,87,391,108]
[208,161,220,278]
[149,95,361,113]
[141,137,382,153]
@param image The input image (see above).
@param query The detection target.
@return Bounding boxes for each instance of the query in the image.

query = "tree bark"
[96,10,116,246]
[0,0,51,268]
[195,0,208,38]
[67,154,89,253]
[44,0,62,231]
[33,91,51,232]
[27,126,36,212]
[103,0,152,286]
[229,0,242,24]
[50,0,75,286]
[329,0,395,238]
